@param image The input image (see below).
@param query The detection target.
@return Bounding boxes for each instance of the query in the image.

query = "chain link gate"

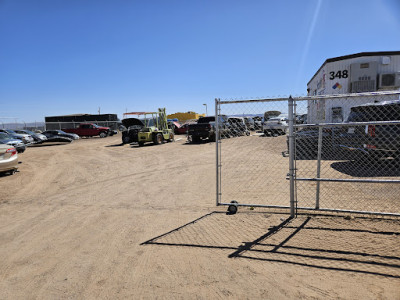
[292,91,400,216]
[216,91,400,217]
[215,97,295,216]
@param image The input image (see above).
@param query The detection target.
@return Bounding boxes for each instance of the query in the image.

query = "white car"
[263,115,289,136]
[0,129,34,144]
[0,144,18,175]
[15,130,47,143]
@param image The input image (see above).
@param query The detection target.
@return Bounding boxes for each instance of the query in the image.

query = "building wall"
[307,54,400,123]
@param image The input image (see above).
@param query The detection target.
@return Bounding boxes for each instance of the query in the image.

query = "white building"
[307,51,400,124]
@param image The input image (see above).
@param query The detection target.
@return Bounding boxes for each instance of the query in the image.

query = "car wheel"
[99,132,107,138]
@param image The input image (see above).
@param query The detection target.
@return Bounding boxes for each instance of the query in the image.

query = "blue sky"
[1,0,400,122]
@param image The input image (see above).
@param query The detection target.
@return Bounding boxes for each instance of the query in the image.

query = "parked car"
[42,130,79,142]
[227,117,250,137]
[0,133,26,153]
[62,123,112,138]
[263,115,289,136]
[175,122,195,135]
[338,100,400,160]
[15,129,47,143]
[0,144,18,175]
[289,127,341,159]
[187,116,230,143]
[167,121,182,135]
[253,116,263,131]
[42,130,79,140]
[0,129,34,144]
[243,117,255,131]
[120,118,145,144]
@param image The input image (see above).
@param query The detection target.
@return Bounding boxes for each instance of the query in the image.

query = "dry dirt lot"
[0,135,399,299]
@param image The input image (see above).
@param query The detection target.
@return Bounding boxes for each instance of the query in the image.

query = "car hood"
[122,118,144,128]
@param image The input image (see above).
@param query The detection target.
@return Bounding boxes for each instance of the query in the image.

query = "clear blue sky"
[1,0,400,122]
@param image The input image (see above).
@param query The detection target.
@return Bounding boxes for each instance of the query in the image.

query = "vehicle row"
[292,100,400,162]
[0,123,119,176]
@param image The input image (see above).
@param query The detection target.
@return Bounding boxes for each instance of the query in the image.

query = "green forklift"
[121,108,174,146]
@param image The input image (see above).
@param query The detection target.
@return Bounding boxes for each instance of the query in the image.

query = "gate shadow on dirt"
[141,211,400,278]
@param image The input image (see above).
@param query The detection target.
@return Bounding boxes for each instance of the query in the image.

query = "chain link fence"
[0,121,45,132]
[216,91,400,216]
[293,91,400,215]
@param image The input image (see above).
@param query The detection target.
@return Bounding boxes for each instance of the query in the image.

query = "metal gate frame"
[215,91,400,217]
[215,96,297,218]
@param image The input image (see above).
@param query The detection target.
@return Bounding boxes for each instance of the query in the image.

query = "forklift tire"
[138,142,144,147]
[153,133,163,145]
[168,133,175,142]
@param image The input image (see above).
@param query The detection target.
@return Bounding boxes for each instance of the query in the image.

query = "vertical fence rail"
[288,96,296,218]
[215,98,221,206]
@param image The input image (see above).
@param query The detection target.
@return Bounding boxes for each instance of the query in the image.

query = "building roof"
[307,51,400,86]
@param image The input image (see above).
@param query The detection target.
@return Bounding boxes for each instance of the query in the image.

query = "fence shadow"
[141,212,400,278]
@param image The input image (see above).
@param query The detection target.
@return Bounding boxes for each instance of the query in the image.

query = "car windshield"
[5,129,16,134]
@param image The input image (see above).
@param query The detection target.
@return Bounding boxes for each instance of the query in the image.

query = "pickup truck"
[188,116,230,143]
[63,123,113,138]
[337,100,400,160]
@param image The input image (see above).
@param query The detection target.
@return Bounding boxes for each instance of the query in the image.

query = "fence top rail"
[217,91,400,105]
[218,97,290,104]
[295,120,400,128]
[293,90,400,102]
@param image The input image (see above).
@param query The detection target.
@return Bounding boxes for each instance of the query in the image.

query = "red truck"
[63,123,113,138]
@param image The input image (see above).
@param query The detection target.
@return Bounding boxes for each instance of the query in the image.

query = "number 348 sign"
[329,70,348,80]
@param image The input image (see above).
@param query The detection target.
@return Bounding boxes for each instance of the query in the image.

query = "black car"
[188,115,230,143]
[41,130,73,143]
[291,127,342,159]
[338,100,400,160]
[120,118,145,144]
[42,130,77,140]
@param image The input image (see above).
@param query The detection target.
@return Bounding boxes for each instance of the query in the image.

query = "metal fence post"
[288,96,296,218]
[315,126,323,209]
[215,98,220,206]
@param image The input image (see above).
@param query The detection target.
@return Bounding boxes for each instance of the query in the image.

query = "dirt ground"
[0,134,399,299]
